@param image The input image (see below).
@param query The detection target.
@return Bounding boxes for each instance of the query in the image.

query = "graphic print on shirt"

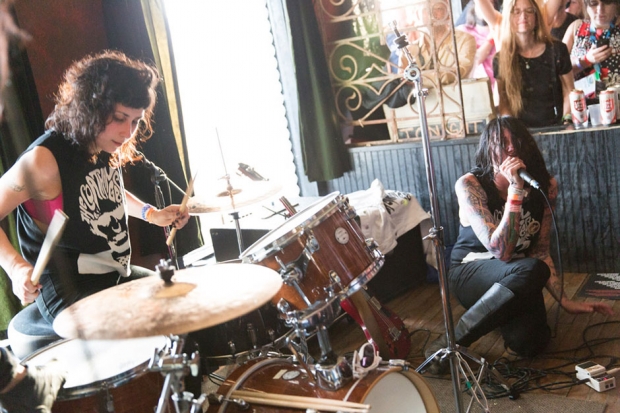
[77,167,130,276]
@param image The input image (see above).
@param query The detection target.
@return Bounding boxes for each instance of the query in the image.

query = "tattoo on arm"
[458,176,519,260]
[9,182,25,192]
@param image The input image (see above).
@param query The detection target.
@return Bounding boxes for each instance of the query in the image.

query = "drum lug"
[315,355,353,391]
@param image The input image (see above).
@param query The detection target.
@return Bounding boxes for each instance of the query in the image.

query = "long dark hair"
[473,116,552,195]
[45,50,160,166]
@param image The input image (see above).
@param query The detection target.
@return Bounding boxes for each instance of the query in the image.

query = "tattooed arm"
[527,178,613,315]
[455,173,521,261]
[0,146,60,303]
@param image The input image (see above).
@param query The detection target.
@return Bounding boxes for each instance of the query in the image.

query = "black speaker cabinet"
[366,225,428,302]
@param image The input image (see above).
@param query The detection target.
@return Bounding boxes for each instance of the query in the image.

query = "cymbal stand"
[151,335,204,413]
[389,21,510,413]
[151,166,179,268]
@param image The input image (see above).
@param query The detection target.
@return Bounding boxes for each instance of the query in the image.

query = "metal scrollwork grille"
[314,0,467,144]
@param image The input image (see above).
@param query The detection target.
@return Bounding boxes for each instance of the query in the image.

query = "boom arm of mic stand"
[390,21,464,413]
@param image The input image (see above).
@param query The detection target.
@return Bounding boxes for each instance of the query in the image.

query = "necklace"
[522,56,531,70]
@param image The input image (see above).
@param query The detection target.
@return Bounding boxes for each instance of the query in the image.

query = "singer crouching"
[425,116,613,374]
[0,50,190,324]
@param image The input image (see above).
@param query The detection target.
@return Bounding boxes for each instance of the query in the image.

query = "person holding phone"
[563,0,620,85]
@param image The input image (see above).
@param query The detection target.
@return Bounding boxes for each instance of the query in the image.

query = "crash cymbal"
[187,180,282,214]
[53,263,282,340]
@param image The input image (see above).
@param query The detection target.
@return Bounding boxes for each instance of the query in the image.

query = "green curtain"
[102,0,203,258]
[0,157,22,331]
[0,42,46,330]
[285,0,352,182]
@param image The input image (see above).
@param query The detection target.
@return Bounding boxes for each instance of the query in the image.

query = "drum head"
[240,192,342,263]
[364,369,440,412]
[23,336,167,398]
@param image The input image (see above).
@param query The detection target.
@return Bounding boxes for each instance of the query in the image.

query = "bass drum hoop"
[240,192,344,263]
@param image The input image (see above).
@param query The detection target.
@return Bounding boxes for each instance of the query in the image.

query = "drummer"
[0,51,190,324]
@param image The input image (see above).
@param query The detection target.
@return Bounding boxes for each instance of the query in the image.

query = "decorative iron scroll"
[314,0,471,144]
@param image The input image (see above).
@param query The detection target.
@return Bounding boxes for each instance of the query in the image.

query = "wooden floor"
[317,272,620,412]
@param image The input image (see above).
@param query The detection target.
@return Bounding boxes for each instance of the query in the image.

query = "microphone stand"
[150,166,179,269]
[389,23,514,413]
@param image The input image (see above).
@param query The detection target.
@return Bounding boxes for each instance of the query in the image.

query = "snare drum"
[22,336,169,413]
[205,357,440,412]
[240,192,384,311]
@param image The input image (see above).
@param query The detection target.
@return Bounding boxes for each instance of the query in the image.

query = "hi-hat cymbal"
[187,180,282,214]
[53,264,282,340]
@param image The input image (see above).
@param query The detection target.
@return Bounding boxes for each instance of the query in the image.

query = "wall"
[324,127,620,274]
[13,0,107,119]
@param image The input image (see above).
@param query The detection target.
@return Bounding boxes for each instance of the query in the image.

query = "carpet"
[425,377,607,413]
[577,273,620,300]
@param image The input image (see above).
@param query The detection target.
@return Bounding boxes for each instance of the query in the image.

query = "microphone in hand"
[518,169,540,190]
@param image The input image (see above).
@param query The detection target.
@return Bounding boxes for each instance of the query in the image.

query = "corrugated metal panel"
[324,129,620,273]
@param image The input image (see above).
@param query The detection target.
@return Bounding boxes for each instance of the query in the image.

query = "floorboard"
[316,272,620,412]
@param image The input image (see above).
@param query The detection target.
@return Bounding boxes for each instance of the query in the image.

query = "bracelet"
[141,203,154,222]
[562,113,573,123]
[583,55,592,66]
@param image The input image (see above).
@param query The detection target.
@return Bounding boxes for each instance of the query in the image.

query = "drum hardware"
[390,21,513,413]
[149,335,206,413]
[206,393,250,410]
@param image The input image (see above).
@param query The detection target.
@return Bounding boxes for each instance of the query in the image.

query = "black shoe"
[424,335,449,375]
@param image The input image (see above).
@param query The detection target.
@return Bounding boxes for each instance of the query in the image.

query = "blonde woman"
[476,0,575,127]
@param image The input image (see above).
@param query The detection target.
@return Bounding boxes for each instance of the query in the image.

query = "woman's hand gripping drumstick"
[166,173,196,246]
[22,210,68,305]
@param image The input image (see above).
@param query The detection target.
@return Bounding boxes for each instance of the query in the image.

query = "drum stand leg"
[151,335,207,413]
[388,21,514,413]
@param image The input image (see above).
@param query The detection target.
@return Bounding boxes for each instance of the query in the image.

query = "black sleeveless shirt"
[450,171,546,267]
[17,131,131,320]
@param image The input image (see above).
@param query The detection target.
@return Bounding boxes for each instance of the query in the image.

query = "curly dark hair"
[45,50,160,166]
[473,116,552,195]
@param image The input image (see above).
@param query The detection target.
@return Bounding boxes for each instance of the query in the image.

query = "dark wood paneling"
[325,127,620,273]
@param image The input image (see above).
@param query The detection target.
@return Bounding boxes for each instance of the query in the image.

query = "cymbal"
[53,263,283,340]
[187,180,282,214]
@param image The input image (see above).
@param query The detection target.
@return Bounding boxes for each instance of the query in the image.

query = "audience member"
[551,2,579,39]
[477,0,574,127]
[563,0,620,88]
[457,0,498,89]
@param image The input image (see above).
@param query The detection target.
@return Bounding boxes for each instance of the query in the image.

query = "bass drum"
[190,302,291,366]
[206,357,439,412]
[22,336,170,413]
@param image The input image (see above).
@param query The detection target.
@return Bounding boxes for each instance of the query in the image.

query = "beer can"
[569,89,588,127]
[599,89,616,125]
[606,84,620,120]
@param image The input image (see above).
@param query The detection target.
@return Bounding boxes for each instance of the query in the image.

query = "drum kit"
[22,188,441,413]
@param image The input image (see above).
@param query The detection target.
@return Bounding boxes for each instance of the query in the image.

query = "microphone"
[518,169,540,190]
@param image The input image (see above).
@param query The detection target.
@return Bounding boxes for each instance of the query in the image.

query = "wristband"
[562,113,573,123]
[141,204,154,222]
[507,186,524,213]
[583,55,592,65]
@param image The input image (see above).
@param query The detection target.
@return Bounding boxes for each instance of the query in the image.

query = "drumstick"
[166,173,196,246]
[24,209,69,305]
[230,390,370,412]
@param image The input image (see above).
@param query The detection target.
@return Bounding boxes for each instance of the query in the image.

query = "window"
[164,0,299,243]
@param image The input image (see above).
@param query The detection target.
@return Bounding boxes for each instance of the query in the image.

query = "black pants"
[448,257,551,356]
